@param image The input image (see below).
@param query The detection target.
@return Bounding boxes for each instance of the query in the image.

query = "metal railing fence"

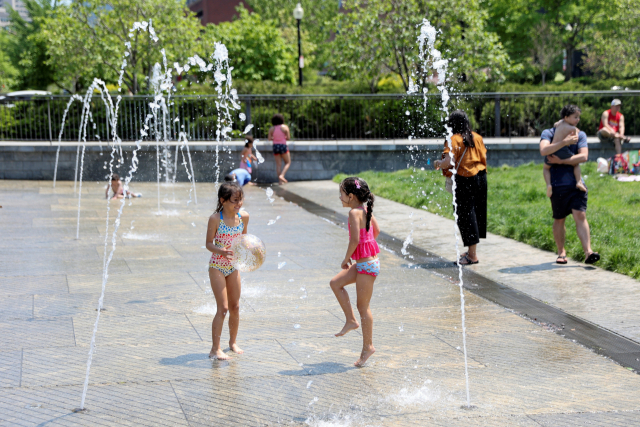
[1,91,639,142]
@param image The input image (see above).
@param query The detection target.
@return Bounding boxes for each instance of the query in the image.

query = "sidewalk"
[1,180,640,426]
[284,181,640,344]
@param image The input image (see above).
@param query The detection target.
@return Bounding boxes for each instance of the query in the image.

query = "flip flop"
[456,255,479,265]
[556,255,567,264]
[584,252,600,265]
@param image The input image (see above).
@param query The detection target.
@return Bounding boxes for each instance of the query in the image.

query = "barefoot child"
[240,135,257,176]
[104,173,141,200]
[544,105,587,197]
[267,114,291,184]
[206,182,250,360]
[330,177,380,367]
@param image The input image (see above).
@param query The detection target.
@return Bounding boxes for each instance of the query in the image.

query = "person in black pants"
[435,110,488,265]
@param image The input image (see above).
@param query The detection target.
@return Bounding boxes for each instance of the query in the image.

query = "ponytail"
[365,195,375,232]
[340,176,374,231]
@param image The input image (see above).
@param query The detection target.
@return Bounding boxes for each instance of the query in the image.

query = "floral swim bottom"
[356,259,380,277]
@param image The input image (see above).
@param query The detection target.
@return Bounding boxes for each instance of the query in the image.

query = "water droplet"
[191,223,196,227]
[278,262,286,269]
[306,380,313,388]
[293,324,301,329]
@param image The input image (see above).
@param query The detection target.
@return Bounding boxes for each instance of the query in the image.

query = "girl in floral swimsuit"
[206,182,250,360]
[330,176,380,367]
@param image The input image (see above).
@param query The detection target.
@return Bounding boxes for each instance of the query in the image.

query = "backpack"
[609,153,629,175]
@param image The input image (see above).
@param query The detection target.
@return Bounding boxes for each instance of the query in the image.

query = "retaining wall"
[1,139,637,182]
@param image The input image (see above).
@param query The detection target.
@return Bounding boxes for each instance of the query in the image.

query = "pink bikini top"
[348,207,380,261]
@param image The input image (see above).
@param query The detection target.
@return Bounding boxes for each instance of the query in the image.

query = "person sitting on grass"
[105,173,141,200]
[543,105,587,198]
[540,105,599,265]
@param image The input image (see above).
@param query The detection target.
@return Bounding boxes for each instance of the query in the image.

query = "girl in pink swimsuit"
[330,176,380,367]
[268,113,292,184]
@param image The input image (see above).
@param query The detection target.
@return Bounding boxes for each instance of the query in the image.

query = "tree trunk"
[564,45,574,82]
[542,71,546,85]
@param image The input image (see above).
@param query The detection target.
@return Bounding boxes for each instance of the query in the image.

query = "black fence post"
[245,97,252,132]
[494,95,501,137]
[47,98,53,144]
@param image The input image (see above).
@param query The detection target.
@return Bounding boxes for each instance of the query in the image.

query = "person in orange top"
[435,110,487,265]
[597,99,631,155]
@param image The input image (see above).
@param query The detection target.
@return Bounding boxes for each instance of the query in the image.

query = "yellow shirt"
[443,132,487,177]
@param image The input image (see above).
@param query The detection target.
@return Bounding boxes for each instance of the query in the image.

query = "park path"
[285,180,640,344]
[0,180,640,426]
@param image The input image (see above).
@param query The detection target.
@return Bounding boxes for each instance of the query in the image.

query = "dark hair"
[224,173,236,182]
[215,182,243,213]
[560,104,581,119]
[340,176,375,231]
[448,110,474,148]
[271,113,284,126]
[111,173,120,181]
[244,135,254,147]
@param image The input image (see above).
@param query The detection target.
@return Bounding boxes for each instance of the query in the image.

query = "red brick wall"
[187,0,252,25]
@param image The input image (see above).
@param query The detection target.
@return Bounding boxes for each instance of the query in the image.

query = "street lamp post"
[293,3,304,87]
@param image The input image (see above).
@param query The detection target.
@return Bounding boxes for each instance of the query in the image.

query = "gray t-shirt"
[540,128,588,188]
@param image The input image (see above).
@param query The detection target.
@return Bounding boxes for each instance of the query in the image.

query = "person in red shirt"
[597,99,631,154]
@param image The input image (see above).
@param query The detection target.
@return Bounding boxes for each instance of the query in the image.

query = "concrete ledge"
[1,139,638,182]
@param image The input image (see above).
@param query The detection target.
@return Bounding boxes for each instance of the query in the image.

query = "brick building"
[186,0,251,25]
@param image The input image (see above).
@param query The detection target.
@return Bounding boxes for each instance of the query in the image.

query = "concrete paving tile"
[66,271,203,294]
[0,296,33,321]
[0,351,22,388]
[0,382,189,426]
[0,318,75,351]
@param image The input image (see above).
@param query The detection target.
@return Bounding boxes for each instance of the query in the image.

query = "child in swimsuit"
[240,135,257,175]
[104,173,141,200]
[543,106,587,197]
[268,113,291,184]
[330,176,380,367]
[205,182,250,360]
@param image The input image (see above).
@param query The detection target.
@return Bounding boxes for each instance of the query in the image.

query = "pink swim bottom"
[356,259,380,277]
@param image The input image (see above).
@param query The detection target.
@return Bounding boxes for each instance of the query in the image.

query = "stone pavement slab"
[1,180,640,426]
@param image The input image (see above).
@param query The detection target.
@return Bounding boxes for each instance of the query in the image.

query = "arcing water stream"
[413,19,472,407]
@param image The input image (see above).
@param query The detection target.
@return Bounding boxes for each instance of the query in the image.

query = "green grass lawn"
[335,162,640,280]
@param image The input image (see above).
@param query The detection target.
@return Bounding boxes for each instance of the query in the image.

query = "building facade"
[186,0,250,25]
[0,0,30,28]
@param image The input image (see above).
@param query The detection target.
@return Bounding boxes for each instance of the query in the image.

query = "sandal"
[556,255,567,264]
[584,252,600,265]
[456,255,479,265]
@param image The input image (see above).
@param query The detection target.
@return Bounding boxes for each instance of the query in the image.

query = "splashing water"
[415,19,471,407]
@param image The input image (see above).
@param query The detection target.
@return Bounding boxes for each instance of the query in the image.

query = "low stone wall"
[1,140,637,182]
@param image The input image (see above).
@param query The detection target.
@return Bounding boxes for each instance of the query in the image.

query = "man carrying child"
[540,105,600,265]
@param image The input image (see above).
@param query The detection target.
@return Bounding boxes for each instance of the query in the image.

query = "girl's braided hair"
[340,176,375,231]
[215,182,243,213]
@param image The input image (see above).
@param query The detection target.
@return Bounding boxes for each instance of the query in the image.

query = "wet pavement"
[1,180,640,426]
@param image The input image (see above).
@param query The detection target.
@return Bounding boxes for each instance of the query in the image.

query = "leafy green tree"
[582,0,640,79]
[0,31,18,92]
[203,7,296,82]
[41,0,203,94]
[4,0,59,90]
[332,0,510,91]
[245,0,336,72]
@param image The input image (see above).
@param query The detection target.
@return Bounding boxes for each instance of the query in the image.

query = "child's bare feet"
[279,175,288,183]
[335,320,360,337]
[546,185,553,198]
[230,343,244,354]
[209,349,230,360]
[576,181,587,192]
[354,346,376,367]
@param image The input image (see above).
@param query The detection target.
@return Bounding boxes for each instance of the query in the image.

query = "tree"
[332,0,510,91]
[4,0,59,90]
[582,0,640,79]
[245,0,336,73]
[41,0,203,94]
[529,21,560,84]
[203,7,296,83]
[0,30,18,92]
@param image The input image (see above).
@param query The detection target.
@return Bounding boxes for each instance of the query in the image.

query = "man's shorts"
[597,129,616,145]
[550,186,588,219]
